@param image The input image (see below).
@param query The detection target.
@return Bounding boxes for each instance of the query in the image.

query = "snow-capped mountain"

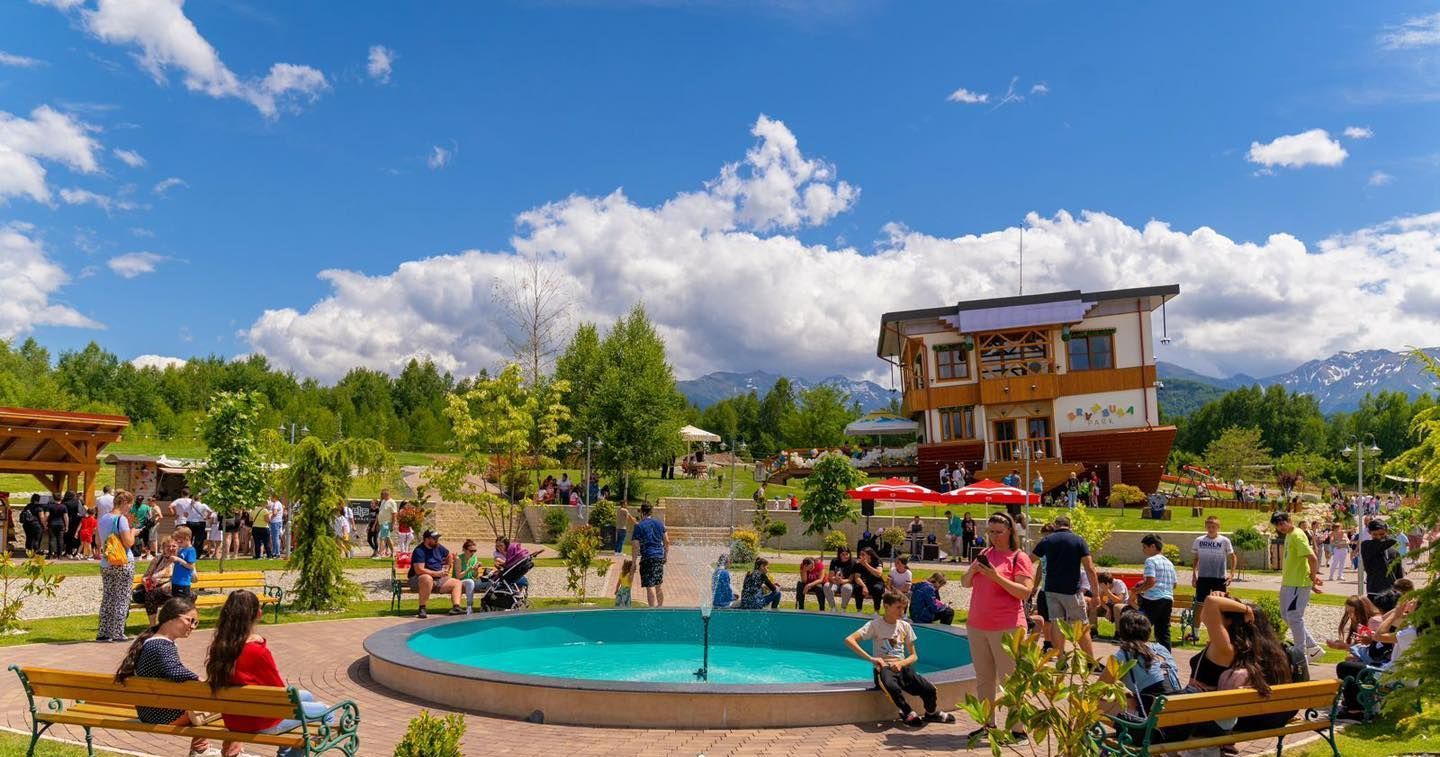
[1159,347,1440,413]
[678,371,897,411]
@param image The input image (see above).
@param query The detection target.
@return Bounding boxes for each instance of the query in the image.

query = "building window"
[978,330,1051,379]
[939,406,976,441]
[934,345,969,380]
[1067,332,1114,371]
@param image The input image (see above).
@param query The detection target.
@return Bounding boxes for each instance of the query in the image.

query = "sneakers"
[187,748,222,757]
[417,606,428,619]
[1306,645,1325,661]
[447,606,466,616]
[924,711,956,723]
[901,712,923,727]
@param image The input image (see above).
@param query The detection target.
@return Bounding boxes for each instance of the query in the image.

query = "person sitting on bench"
[113,598,212,757]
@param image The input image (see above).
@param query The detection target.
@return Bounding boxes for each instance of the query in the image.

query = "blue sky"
[2,0,1438,382]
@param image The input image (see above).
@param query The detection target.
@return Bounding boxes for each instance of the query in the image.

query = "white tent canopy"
[845,413,920,437]
[679,424,722,443]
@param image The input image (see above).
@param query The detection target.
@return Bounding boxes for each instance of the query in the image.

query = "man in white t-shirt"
[1190,516,1237,603]
[844,591,954,726]
[267,496,286,558]
[377,490,398,558]
[94,486,115,519]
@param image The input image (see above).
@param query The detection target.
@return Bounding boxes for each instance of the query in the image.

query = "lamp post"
[724,438,745,529]
[1341,434,1381,599]
[280,422,308,444]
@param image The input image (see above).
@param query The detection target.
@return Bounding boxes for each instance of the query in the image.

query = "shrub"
[556,524,604,601]
[1254,593,1288,640]
[763,519,788,540]
[587,497,616,529]
[823,529,850,555]
[1095,554,1120,568]
[750,507,786,545]
[543,506,571,542]
[1162,542,1182,567]
[394,710,466,757]
[1106,483,1146,507]
[1231,525,1268,577]
[0,553,63,634]
[1070,503,1115,555]
[880,527,905,550]
[730,528,760,564]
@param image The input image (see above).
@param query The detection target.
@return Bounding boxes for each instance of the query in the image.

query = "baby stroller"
[480,554,533,611]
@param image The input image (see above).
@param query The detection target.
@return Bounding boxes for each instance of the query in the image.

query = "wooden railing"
[987,437,1056,463]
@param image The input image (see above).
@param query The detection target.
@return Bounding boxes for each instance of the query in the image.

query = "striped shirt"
[1142,554,1177,600]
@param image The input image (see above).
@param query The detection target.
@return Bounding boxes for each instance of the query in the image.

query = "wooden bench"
[133,570,284,623]
[1171,593,1199,645]
[9,665,359,757]
[1102,679,1342,757]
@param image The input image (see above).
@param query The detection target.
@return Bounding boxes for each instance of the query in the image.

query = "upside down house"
[875,285,1180,496]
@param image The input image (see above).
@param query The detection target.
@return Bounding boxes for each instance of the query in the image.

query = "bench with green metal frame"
[10,665,359,756]
[1098,678,1343,757]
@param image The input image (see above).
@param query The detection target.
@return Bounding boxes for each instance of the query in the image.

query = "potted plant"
[880,527,905,558]
[587,498,617,549]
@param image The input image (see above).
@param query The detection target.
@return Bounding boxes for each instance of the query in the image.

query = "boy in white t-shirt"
[844,591,955,726]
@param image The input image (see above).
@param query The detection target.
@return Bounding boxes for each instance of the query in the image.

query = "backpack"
[20,508,37,528]
[102,515,129,567]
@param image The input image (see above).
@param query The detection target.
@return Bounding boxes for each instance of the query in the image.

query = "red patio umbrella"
[848,477,936,528]
[932,478,1040,506]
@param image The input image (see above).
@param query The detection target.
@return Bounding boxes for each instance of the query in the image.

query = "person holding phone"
[962,513,1035,745]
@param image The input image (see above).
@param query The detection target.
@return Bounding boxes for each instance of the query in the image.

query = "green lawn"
[0,731,128,757]
[878,503,1269,533]
[34,554,590,577]
[535,468,805,502]
[1291,717,1438,756]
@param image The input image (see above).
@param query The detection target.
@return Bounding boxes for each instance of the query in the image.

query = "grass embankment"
[877,503,1269,532]
[535,468,807,502]
[1291,717,1438,756]
[0,731,129,757]
[37,555,589,578]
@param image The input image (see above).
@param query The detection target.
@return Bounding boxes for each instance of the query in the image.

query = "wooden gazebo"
[0,407,129,506]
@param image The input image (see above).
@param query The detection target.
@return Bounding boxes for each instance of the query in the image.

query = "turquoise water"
[406,609,972,685]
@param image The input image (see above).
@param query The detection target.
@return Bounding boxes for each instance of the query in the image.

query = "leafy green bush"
[1254,593,1288,640]
[730,528,760,564]
[880,527,905,550]
[1162,543,1182,567]
[823,529,850,555]
[1106,483,1146,507]
[393,710,466,757]
[556,524,604,601]
[587,497,616,529]
[763,519,788,539]
[1095,554,1120,568]
[1231,525,1268,577]
[1070,503,1115,555]
[543,506,571,542]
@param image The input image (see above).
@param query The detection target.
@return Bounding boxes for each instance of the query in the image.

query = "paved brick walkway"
[1,616,1333,757]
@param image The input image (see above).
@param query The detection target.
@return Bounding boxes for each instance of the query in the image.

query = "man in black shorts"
[630,502,670,607]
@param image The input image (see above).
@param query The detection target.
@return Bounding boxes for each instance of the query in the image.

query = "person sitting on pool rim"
[409,529,465,619]
[844,590,956,726]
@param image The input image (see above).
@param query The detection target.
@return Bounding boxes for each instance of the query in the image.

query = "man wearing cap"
[1360,518,1404,600]
[409,529,465,618]
[1272,512,1324,662]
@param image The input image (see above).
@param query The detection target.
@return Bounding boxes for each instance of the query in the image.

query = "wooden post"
[80,441,95,508]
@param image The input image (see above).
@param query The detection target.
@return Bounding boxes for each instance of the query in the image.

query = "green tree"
[588,305,684,500]
[755,377,797,456]
[799,453,864,553]
[194,391,267,571]
[785,384,859,448]
[284,436,392,611]
[555,322,604,442]
[1203,426,1272,483]
[428,363,569,539]
[556,524,605,602]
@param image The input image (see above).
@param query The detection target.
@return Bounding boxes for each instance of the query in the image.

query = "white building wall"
[1053,389,1152,435]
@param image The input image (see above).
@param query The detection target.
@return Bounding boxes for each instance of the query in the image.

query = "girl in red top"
[78,509,98,559]
[205,591,333,756]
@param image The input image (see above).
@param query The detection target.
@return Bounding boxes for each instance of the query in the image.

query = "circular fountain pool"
[364,608,976,728]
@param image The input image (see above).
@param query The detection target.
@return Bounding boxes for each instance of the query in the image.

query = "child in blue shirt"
[171,528,198,597]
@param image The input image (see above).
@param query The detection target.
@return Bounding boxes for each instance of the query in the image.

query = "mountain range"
[1157,347,1440,414]
[679,348,1440,416]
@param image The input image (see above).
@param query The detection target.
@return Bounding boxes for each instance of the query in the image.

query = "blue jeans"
[270,524,284,557]
[261,690,334,755]
[614,528,627,554]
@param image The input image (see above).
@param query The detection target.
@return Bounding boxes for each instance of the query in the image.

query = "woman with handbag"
[96,490,137,642]
[135,537,177,625]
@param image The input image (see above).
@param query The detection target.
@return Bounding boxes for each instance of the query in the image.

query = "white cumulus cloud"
[0,223,103,338]
[1343,126,1374,140]
[0,105,102,204]
[107,251,166,277]
[367,45,395,83]
[947,88,988,104]
[46,0,328,119]
[1247,129,1347,169]
[427,145,452,169]
[244,114,1440,383]
[130,354,187,370]
[1380,11,1440,49]
[113,147,146,167]
[152,176,186,195]
[0,51,45,67]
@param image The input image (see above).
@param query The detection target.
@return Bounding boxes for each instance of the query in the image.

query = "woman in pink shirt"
[961,512,1035,744]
